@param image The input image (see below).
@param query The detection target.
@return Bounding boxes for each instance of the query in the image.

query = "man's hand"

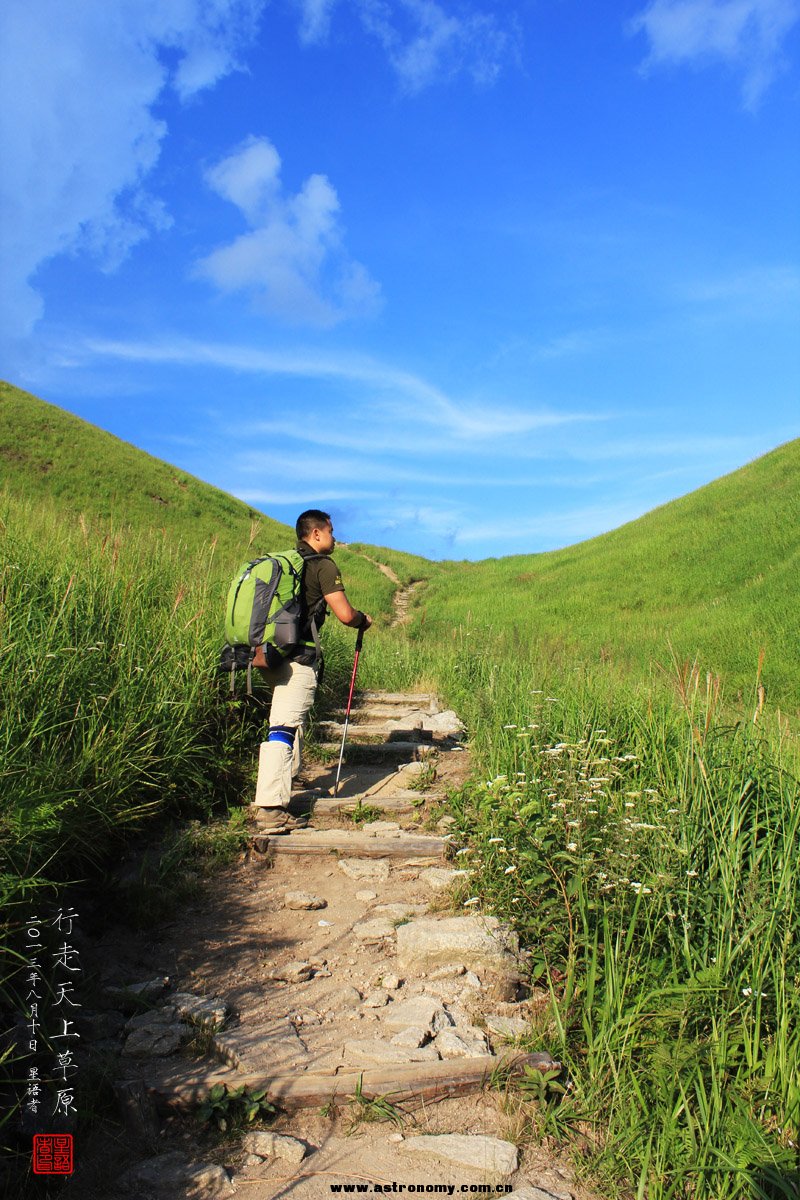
[325,591,372,629]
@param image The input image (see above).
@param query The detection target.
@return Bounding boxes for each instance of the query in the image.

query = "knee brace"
[268,724,296,748]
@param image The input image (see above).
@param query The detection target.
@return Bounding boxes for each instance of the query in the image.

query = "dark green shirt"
[294,541,344,660]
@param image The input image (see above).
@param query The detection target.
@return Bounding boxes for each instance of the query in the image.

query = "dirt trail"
[347,548,424,627]
[71,691,601,1200]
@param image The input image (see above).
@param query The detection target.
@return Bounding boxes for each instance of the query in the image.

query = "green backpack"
[220,549,323,693]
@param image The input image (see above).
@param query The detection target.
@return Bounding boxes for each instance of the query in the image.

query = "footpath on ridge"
[81,689,599,1200]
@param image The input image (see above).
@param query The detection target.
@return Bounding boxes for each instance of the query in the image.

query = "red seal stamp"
[33,1133,74,1175]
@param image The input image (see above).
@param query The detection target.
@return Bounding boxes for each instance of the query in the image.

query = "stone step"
[316,721,434,742]
[353,692,436,708]
[332,706,437,723]
[315,741,437,764]
[253,829,449,858]
[310,794,437,815]
[140,1051,558,1115]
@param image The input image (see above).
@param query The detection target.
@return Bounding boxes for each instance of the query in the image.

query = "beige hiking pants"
[254,660,318,809]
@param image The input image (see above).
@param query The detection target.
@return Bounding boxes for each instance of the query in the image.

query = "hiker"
[252,509,372,833]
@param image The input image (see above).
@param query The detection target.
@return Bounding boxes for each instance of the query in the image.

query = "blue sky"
[1,0,798,560]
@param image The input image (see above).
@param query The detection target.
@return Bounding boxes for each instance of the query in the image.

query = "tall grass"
[358,625,799,1198]
[0,493,396,915]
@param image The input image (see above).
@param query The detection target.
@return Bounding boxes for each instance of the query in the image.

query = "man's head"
[296,509,335,554]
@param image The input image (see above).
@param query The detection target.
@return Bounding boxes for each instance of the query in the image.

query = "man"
[252,509,372,833]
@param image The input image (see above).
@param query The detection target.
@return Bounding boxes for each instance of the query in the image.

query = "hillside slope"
[0,381,403,618]
[415,439,800,711]
[0,380,291,558]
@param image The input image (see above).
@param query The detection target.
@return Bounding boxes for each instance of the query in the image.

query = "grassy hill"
[0,380,400,620]
[0,379,292,555]
[2,382,798,1197]
[410,439,800,714]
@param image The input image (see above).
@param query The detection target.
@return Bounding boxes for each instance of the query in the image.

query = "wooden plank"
[253,830,448,858]
[141,1052,559,1114]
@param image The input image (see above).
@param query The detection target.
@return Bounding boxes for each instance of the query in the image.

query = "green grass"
[2,382,799,1198]
[409,439,800,716]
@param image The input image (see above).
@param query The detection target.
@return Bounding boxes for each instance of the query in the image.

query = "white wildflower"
[566,843,578,852]
[504,865,517,874]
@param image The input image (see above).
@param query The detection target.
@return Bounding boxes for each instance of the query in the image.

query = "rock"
[486,1014,528,1039]
[124,1006,179,1032]
[119,1151,235,1196]
[398,760,427,775]
[400,1134,518,1176]
[373,903,428,920]
[172,993,228,1029]
[434,1027,490,1058]
[381,995,453,1035]
[105,977,170,1011]
[390,1026,429,1048]
[429,964,466,979]
[285,891,327,910]
[353,918,397,944]
[381,973,402,990]
[242,1130,307,1163]
[355,890,378,901]
[343,1039,440,1065]
[270,961,314,983]
[436,815,457,827]
[422,709,465,735]
[242,1153,265,1169]
[506,1188,573,1200]
[417,980,467,1004]
[463,972,482,990]
[121,1019,187,1058]
[418,868,469,892]
[396,917,521,995]
[320,985,362,1010]
[363,989,390,1008]
[363,821,402,836]
[338,858,391,881]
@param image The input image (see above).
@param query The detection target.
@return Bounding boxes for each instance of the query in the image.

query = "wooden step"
[140,1051,559,1115]
[253,829,449,858]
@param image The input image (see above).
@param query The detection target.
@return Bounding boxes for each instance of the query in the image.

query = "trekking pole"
[333,625,365,798]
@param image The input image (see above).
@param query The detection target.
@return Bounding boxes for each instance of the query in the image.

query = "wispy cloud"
[629,0,800,107]
[194,136,382,326]
[684,263,800,312]
[293,0,516,91]
[0,0,266,341]
[457,501,651,547]
[87,335,602,442]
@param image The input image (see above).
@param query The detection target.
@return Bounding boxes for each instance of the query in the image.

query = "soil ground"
[56,691,603,1200]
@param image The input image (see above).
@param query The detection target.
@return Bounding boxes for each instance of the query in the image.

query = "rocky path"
[81,692,597,1200]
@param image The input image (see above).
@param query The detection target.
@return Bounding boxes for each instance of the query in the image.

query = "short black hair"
[296,509,332,540]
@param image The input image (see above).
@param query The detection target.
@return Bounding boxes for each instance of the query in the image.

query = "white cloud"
[629,0,800,106]
[86,335,602,441]
[294,0,515,90]
[0,0,265,341]
[294,0,339,43]
[194,136,382,326]
[684,263,800,310]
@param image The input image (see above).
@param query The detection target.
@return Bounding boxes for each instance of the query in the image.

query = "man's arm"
[325,590,372,629]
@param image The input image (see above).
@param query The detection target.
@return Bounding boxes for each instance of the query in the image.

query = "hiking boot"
[252,807,308,834]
